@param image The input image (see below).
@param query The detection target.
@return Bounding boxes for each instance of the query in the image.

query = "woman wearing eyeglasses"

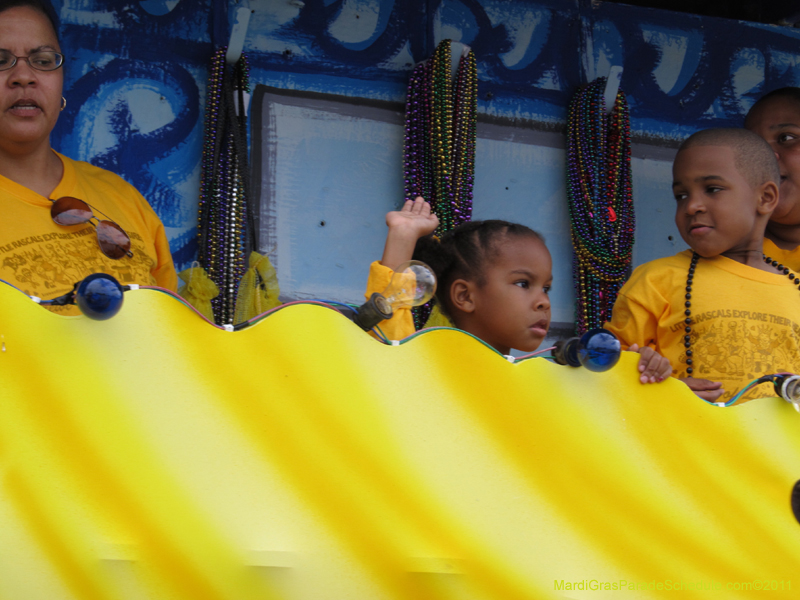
[0,0,177,313]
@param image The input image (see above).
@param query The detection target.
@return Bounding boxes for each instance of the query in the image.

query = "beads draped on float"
[566,77,634,334]
[403,39,478,328]
[197,49,255,325]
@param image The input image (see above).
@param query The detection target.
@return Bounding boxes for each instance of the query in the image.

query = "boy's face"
[745,96,800,226]
[672,145,770,259]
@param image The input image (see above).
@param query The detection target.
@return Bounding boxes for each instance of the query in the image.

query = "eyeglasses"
[0,49,64,72]
[50,197,133,260]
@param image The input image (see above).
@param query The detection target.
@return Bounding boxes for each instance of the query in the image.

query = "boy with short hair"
[605,128,800,403]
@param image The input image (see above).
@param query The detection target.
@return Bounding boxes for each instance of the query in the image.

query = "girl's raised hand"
[385,197,440,238]
[381,197,439,270]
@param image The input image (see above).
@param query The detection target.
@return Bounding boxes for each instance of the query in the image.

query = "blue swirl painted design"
[139,0,181,17]
[47,0,800,270]
[56,59,199,227]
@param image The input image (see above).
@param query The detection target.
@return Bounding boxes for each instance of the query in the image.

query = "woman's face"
[0,6,63,155]
[745,95,800,226]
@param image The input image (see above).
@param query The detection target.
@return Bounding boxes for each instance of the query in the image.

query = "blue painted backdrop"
[48,0,800,326]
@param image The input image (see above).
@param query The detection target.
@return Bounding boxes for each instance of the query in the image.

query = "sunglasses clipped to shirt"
[50,197,133,260]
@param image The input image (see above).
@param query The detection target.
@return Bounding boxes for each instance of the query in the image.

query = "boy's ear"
[757,180,780,215]
[450,279,476,314]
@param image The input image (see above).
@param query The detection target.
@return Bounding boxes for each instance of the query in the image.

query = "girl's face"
[464,236,552,355]
[0,6,63,155]
[745,96,800,226]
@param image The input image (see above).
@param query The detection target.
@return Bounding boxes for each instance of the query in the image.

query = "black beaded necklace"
[683,251,800,375]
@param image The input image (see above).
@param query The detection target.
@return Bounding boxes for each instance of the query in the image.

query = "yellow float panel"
[0,283,798,600]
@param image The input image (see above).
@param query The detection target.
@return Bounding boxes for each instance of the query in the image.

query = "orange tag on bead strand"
[608,207,617,222]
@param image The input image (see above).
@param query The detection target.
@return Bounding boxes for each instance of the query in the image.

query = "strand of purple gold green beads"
[402,39,478,328]
[566,76,634,334]
[403,39,477,235]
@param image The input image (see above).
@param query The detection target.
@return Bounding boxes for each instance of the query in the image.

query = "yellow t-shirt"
[605,250,800,402]
[763,237,800,272]
[0,152,177,314]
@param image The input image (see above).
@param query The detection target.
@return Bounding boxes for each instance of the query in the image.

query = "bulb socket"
[552,338,581,367]
[353,293,394,331]
[776,375,800,403]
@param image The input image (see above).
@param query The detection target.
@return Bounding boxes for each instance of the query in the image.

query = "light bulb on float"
[75,273,125,320]
[772,375,800,411]
[552,329,621,372]
[34,273,126,320]
[353,260,436,331]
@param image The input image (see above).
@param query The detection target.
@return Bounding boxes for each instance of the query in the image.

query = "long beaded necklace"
[403,39,477,233]
[566,77,634,334]
[403,39,478,328]
[683,252,800,376]
[197,48,255,325]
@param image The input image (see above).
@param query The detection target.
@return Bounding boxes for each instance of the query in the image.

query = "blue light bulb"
[577,329,621,372]
[75,273,124,320]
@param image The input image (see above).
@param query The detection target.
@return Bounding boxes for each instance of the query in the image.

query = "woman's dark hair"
[745,87,800,126]
[413,219,544,318]
[0,0,61,43]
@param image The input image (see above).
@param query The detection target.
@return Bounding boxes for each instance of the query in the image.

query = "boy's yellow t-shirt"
[0,152,177,314]
[763,237,800,272]
[605,250,800,402]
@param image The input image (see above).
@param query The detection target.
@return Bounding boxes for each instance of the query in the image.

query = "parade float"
[1,277,798,600]
[4,2,800,598]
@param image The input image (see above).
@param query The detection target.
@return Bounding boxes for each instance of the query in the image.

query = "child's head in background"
[672,128,779,263]
[414,220,552,355]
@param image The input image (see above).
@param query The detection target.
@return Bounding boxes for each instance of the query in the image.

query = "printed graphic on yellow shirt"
[674,309,800,400]
[0,227,156,311]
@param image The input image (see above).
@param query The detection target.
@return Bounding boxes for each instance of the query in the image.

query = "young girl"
[745,87,800,270]
[365,197,670,383]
